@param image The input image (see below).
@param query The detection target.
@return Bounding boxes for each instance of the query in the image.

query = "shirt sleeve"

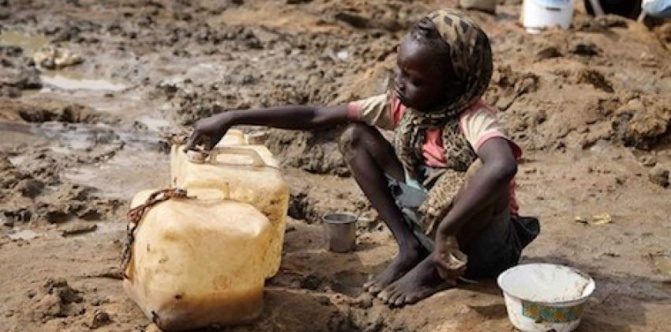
[460,104,522,158]
[346,94,395,130]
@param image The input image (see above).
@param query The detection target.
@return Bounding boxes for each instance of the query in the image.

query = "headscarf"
[392,9,494,231]
[394,9,493,177]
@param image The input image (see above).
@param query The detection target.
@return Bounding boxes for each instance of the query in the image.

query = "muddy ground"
[1,0,670,331]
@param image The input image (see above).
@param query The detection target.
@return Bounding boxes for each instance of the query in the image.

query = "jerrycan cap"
[186,150,208,164]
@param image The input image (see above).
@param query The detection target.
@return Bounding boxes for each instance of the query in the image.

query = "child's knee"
[338,123,368,156]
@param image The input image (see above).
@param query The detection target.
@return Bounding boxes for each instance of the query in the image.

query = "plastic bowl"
[497,263,596,332]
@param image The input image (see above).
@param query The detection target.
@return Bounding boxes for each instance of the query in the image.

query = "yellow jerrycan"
[168,129,247,189]
[170,144,289,278]
[123,188,272,331]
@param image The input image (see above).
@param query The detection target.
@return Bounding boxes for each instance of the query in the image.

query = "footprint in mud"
[330,270,369,297]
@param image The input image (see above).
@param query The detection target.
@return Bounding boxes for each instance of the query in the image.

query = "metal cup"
[322,213,357,253]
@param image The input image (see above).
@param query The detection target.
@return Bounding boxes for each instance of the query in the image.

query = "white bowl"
[497,263,596,332]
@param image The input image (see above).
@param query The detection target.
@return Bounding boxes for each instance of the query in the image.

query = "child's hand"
[185,113,233,151]
[433,234,468,282]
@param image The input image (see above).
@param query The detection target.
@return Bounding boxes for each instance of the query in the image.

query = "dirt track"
[1,0,670,331]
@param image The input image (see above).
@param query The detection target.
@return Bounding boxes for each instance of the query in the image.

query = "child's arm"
[186,104,349,150]
[433,137,518,272]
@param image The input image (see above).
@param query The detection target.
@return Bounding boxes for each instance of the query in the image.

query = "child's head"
[394,9,493,115]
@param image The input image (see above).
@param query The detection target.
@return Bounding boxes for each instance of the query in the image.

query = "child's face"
[394,37,455,112]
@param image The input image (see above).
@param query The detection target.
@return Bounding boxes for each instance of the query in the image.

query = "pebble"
[60,222,98,237]
[639,155,657,167]
[89,309,112,329]
[8,229,39,241]
[353,293,373,309]
[649,167,670,188]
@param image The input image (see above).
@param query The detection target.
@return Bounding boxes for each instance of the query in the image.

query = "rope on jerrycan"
[121,188,189,278]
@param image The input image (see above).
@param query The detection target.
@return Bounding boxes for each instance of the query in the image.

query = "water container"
[522,0,574,34]
[169,129,248,182]
[123,189,272,330]
[170,145,289,278]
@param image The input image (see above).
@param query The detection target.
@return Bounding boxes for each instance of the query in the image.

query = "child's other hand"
[185,113,232,152]
[433,235,467,282]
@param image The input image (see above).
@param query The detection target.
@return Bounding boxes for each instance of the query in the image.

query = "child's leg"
[339,123,426,294]
[379,162,511,306]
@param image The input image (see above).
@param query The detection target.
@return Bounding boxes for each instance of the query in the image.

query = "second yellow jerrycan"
[170,144,289,278]
[123,188,272,331]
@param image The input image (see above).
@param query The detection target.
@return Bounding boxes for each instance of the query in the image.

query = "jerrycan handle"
[207,146,266,168]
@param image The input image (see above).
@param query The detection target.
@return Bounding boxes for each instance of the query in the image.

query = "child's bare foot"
[364,249,424,295]
[377,256,453,307]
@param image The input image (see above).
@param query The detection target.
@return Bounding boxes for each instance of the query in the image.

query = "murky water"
[1,120,169,199]
[41,74,127,92]
[0,30,50,54]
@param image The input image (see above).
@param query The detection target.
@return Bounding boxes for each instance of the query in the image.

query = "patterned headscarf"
[392,9,494,232]
[393,9,493,178]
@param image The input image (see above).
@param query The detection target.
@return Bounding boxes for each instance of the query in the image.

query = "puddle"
[0,30,51,54]
[136,116,171,132]
[8,155,27,166]
[63,146,170,199]
[41,74,127,92]
[0,131,46,147]
[8,229,41,241]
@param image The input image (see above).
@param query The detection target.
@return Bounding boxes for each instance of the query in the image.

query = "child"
[185,9,539,307]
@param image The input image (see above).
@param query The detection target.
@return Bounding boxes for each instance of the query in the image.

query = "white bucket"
[522,0,574,34]
[497,263,595,332]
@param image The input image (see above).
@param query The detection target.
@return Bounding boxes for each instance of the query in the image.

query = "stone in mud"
[570,41,601,57]
[0,60,42,91]
[289,189,314,221]
[43,278,83,304]
[300,274,323,290]
[639,155,657,167]
[334,12,370,29]
[352,293,374,309]
[16,179,45,199]
[649,167,669,188]
[8,229,40,241]
[0,45,23,57]
[32,278,85,320]
[535,46,562,61]
[576,69,614,93]
[33,46,84,70]
[0,85,21,97]
[87,309,112,329]
[45,209,71,224]
[614,98,671,150]
[60,221,97,237]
